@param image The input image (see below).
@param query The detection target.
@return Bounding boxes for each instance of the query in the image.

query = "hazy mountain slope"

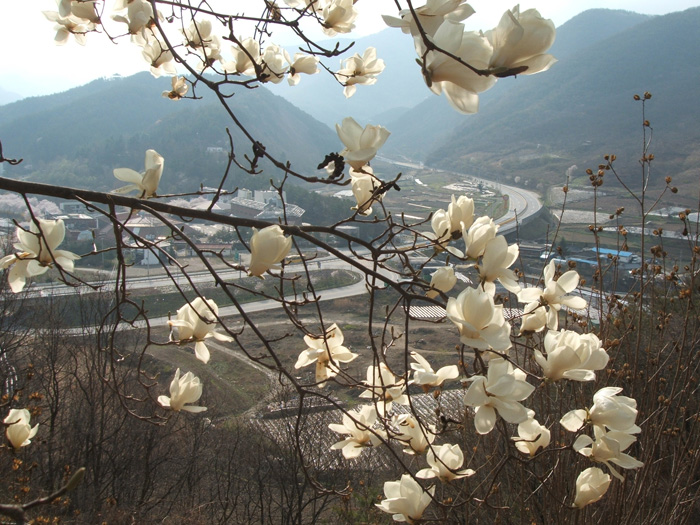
[424,7,700,193]
[383,9,652,160]
[0,86,22,106]
[0,73,337,193]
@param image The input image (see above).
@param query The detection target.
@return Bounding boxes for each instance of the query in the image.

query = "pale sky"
[1,0,699,98]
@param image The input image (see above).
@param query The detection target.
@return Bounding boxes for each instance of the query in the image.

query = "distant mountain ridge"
[0,73,337,194]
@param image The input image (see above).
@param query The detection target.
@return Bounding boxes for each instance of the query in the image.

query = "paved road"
[378,156,542,234]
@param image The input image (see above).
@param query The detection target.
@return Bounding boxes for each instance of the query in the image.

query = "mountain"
[382,9,652,161]
[0,73,337,193]
[421,7,700,196]
[0,86,22,106]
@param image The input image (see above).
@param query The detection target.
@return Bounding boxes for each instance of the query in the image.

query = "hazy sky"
[1,0,699,98]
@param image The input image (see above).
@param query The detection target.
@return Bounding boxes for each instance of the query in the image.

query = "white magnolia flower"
[183,19,222,68]
[392,414,435,455]
[335,47,385,98]
[168,297,233,364]
[573,467,611,508]
[336,117,390,170]
[518,259,587,330]
[376,474,434,523]
[4,409,39,450]
[260,43,289,84]
[142,36,177,77]
[418,20,497,114]
[350,167,382,216]
[224,38,261,76]
[248,225,293,277]
[287,53,319,86]
[359,363,408,416]
[573,426,644,480]
[426,266,457,299]
[0,219,80,293]
[447,194,475,234]
[535,330,609,382]
[512,409,550,456]
[295,323,358,387]
[484,5,556,76]
[157,368,207,413]
[329,405,382,458]
[383,0,475,37]
[561,387,641,435]
[476,235,520,295]
[464,357,534,434]
[446,286,512,352]
[43,10,95,45]
[410,351,458,388]
[320,0,357,36]
[112,0,158,41]
[463,216,498,259]
[57,0,100,23]
[518,300,547,334]
[429,209,452,251]
[416,443,474,482]
[113,149,164,198]
[162,76,188,100]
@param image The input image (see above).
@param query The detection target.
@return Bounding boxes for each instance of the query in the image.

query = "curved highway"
[377,156,542,234]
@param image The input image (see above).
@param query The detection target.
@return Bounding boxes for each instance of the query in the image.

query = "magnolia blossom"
[359,363,408,416]
[294,323,358,386]
[518,259,587,330]
[168,297,233,363]
[464,357,535,434]
[248,225,293,277]
[418,20,497,114]
[57,0,100,23]
[410,351,458,388]
[446,286,512,352]
[426,266,457,299]
[376,474,434,523]
[336,117,390,170]
[476,235,520,295]
[350,167,382,216]
[112,0,158,42]
[512,409,550,456]
[535,330,609,382]
[142,36,177,77]
[329,405,382,458]
[383,0,475,37]
[4,409,39,450]
[320,0,358,36]
[392,414,435,455]
[224,38,261,76]
[157,368,207,413]
[561,387,641,435]
[463,216,498,259]
[287,53,319,86]
[573,426,644,480]
[183,19,222,68]
[484,5,556,76]
[429,209,452,251]
[417,443,474,482]
[113,149,164,198]
[162,76,188,100]
[0,219,80,293]
[335,47,385,98]
[447,194,475,234]
[43,10,96,45]
[260,44,288,84]
[573,467,611,508]
[518,300,547,333]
